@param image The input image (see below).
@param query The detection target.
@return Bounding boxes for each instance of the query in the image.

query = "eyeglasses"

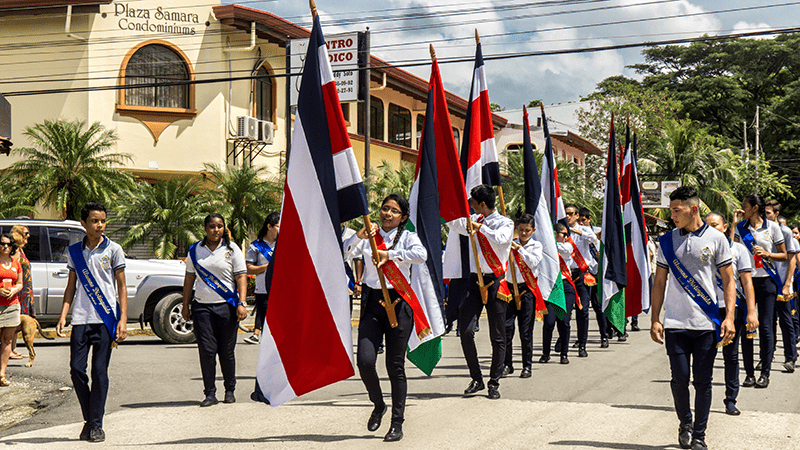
[0,242,12,247]
[380,205,403,216]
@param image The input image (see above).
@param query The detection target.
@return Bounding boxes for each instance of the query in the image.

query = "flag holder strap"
[497,185,521,309]
[363,215,399,328]
[467,220,492,304]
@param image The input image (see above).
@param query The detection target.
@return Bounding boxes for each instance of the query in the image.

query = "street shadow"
[610,404,674,413]
[0,437,78,445]
[408,392,473,400]
[550,440,677,449]
[120,400,199,409]
[116,435,377,446]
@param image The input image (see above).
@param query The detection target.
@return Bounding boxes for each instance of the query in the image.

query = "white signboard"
[289,32,360,106]
[641,180,681,208]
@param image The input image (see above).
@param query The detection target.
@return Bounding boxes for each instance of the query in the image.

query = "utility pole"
[755,106,760,182]
[743,120,748,157]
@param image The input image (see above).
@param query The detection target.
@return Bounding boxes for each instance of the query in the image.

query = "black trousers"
[720,307,744,406]
[459,272,507,389]
[445,278,468,329]
[70,324,113,428]
[253,293,269,331]
[504,283,534,370]
[357,287,413,425]
[743,277,777,377]
[665,329,717,442]
[572,269,590,348]
[542,280,575,357]
[192,301,238,396]
[775,297,797,363]
[588,283,608,340]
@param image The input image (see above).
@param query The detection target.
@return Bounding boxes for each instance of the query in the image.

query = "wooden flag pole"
[363,215,399,328]
[496,185,521,309]
[310,0,317,18]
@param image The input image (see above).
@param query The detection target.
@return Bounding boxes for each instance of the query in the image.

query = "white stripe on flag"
[534,191,561,301]
[480,137,498,168]
[256,322,296,406]
[464,162,481,195]
[332,147,363,190]
[317,45,334,86]
[471,64,488,99]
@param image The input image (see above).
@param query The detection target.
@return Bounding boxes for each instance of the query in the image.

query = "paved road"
[1,312,799,449]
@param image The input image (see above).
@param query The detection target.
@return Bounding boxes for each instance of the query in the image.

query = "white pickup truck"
[0,219,195,344]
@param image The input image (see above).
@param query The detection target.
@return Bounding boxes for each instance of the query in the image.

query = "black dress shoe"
[618,333,628,342]
[754,375,769,388]
[600,338,609,348]
[487,387,500,399]
[678,423,693,449]
[631,323,640,331]
[783,360,795,373]
[725,402,741,416]
[578,347,588,358]
[89,427,105,443]
[560,355,569,365]
[742,375,756,387]
[538,355,550,363]
[224,391,236,403]
[200,395,218,407]
[690,439,708,450]
[384,423,403,442]
[367,404,387,432]
[554,340,563,353]
[520,368,532,378]
[501,365,513,377]
[572,341,580,348]
[79,422,91,441]
[464,380,485,395]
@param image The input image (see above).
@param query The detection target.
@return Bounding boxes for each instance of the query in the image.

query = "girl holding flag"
[344,194,427,442]
[733,193,787,389]
[181,213,248,407]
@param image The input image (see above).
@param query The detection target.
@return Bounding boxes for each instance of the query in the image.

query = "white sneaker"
[244,334,260,344]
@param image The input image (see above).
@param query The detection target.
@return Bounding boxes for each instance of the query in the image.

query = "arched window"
[388,103,411,148]
[124,44,190,108]
[254,64,274,122]
[117,40,196,142]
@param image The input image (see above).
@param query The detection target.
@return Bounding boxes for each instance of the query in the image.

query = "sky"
[224,0,795,109]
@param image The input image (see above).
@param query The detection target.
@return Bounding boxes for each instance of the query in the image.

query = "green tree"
[111,178,206,259]
[202,162,282,249]
[10,119,133,220]
[490,103,505,112]
[0,177,38,218]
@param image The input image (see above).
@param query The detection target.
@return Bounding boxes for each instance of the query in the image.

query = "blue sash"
[189,242,239,307]
[344,260,356,292]
[659,232,722,343]
[68,242,120,343]
[588,241,599,262]
[736,220,783,288]
[251,239,274,263]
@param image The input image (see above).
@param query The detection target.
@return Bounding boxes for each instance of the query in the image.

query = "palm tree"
[111,178,206,259]
[638,120,738,216]
[365,160,415,213]
[0,175,38,218]
[10,119,133,220]
[202,162,282,249]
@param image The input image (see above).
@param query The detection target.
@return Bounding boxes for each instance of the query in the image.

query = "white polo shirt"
[245,239,275,294]
[186,240,247,304]
[67,236,126,325]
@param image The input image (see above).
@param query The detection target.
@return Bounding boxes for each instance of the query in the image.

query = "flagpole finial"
[475,29,480,44]
[310,0,318,18]
[430,44,436,61]
[540,103,545,115]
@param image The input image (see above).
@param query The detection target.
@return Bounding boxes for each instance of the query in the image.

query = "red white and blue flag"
[540,107,567,229]
[255,14,368,406]
[622,127,651,316]
[443,41,500,279]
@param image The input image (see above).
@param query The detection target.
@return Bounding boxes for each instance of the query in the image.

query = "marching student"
[704,212,758,416]
[56,202,128,443]
[446,184,514,400]
[733,193,788,388]
[541,222,577,365]
[181,213,248,407]
[651,187,736,450]
[344,194,426,442]
[565,204,597,357]
[764,200,798,372]
[503,213,543,379]
[244,212,279,345]
[579,208,609,347]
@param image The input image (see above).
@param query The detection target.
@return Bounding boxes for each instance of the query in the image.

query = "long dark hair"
[382,193,409,250]
[202,213,232,250]
[744,193,766,219]
[257,212,280,240]
[0,233,18,256]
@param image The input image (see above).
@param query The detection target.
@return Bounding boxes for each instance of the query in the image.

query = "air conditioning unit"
[236,115,258,140]
[259,120,274,144]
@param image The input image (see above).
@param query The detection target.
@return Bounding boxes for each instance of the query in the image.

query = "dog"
[13,314,54,367]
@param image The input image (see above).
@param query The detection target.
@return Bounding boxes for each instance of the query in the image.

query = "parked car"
[0,219,194,344]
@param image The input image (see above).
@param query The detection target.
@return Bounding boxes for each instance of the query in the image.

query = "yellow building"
[0,1,507,208]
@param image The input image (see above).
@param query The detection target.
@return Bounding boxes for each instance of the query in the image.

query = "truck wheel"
[153,292,196,344]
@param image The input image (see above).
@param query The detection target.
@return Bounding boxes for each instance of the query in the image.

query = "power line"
[4,25,796,98]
